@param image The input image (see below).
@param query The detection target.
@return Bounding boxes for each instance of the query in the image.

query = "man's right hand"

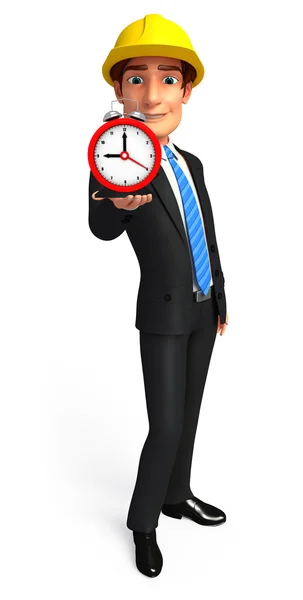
[91,192,152,210]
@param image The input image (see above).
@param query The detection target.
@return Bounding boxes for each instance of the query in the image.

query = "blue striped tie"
[164,145,211,295]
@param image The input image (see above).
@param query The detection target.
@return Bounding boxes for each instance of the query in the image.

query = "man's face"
[113,56,192,145]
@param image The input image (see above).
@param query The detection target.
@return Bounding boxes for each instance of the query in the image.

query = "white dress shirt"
[126,135,213,291]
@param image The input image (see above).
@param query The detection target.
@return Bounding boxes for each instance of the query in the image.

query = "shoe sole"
[162,508,226,525]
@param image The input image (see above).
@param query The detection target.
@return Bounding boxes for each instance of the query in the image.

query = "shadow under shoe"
[133,530,163,577]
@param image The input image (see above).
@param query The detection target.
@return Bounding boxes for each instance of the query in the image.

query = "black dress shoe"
[133,530,163,577]
[162,496,226,526]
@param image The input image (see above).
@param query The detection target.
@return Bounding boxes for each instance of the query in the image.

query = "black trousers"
[126,287,218,533]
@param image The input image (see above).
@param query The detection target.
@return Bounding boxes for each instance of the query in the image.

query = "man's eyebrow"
[123,65,148,73]
[123,64,182,74]
[158,65,182,73]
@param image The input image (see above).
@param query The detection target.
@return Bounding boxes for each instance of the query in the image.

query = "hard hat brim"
[102,44,205,88]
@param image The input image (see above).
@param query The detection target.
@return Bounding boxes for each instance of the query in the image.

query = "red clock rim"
[88,117,162,192]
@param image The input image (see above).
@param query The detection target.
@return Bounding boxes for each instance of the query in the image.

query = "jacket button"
[218,292,222,299]
[164,294,171,301]
[215,269,219,277]
[211,245,216,252]
[121,215,132,224]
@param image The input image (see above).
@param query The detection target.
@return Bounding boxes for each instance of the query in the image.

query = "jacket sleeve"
[200,162,226,290]
[88,170,139,241]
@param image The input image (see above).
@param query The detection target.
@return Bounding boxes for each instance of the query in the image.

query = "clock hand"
[122,132,127,152]
[103,151,147,169]
[127,156,148,170]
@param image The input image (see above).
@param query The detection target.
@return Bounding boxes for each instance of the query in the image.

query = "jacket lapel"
[149,145,208,248]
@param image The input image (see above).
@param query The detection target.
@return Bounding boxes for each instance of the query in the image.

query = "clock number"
[137,176,139,180]
[111,176,113,180]
[110,131,113,135]
[124,180,127,184]
[150,154,153,158]
[146,141,149,144]
[101,141,105,144]
[137,131,139,135]
[123,127,126,131]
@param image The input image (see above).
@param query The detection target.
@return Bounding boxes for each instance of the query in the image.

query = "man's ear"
[182,81,193,105]
[113,80,123,103]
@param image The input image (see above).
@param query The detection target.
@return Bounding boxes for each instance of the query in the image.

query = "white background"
[1,0,303,597]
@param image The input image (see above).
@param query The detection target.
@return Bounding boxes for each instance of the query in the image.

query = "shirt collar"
[161,137,178,161]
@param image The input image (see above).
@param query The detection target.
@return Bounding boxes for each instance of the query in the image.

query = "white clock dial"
[94,123,156,187]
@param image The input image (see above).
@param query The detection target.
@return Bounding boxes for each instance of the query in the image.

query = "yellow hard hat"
[102,14,205,88]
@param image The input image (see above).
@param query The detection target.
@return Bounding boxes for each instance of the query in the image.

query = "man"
[88,14,229,578]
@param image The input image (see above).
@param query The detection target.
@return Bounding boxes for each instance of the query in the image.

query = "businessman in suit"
[88,14,229,578]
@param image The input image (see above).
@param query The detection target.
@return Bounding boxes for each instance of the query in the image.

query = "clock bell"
[103,98,146,123]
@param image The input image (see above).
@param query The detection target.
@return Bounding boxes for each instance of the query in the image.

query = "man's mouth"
[145,113,167,120]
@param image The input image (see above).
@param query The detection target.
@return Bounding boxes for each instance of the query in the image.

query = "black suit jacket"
[88,144,227,334]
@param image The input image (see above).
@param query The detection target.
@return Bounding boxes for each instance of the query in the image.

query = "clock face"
[88,118,161,192]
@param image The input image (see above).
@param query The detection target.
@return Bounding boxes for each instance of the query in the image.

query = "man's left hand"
[217,312,229,336]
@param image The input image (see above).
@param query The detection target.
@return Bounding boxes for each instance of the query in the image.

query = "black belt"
[193,285,213,302]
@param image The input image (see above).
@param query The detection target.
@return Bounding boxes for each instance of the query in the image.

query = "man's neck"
[158,135,169,146]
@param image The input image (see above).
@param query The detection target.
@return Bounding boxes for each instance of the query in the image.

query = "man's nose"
[142,79,162,107]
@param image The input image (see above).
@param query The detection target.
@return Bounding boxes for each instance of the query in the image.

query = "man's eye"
[162,76,179,84]
[127,76,144,84]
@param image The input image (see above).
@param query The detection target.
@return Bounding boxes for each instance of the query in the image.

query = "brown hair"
[110,58,197,97]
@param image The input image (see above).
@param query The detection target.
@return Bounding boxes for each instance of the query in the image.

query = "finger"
[125,195,144,209]
[124,195,136,208]
[217,315,221,333]
[110,196,134,202]
[125,195,141,207]
[92,191,103,200]
[114,196,136,209]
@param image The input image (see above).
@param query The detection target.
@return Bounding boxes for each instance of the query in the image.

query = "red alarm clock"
[88,101,162,193]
